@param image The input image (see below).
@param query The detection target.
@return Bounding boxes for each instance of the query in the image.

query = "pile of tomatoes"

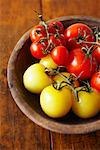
[23,16,100,119]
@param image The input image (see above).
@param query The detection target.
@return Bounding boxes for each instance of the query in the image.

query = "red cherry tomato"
[50,34,66,48]
[30,25,47,42]
[66,48,97,80]
[92,46,100,64]
[91,71,100,92]
[64,23,95,50]
[51,46,69,66]
[48,21,64,34]
[30,40,48,59]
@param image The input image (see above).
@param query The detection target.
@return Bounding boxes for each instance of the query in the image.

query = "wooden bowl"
[7,16,100,134]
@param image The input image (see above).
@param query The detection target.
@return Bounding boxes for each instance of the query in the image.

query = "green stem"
[82,80,92,93]
[86,45,94,56]
[79,39,100,46]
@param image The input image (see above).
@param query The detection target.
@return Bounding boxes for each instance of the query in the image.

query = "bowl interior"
[8,16,100,134]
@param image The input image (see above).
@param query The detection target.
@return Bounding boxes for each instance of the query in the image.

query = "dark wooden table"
[0,0,100,150]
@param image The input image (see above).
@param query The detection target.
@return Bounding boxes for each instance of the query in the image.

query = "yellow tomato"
[95,90,100,111]
[40,85,72,118]
[40,54,58,69]
[72,88,100,119]
[23,63,52,94]
[53,72,79,88]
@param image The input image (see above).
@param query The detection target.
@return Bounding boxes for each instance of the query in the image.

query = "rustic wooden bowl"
[7,16,100,134]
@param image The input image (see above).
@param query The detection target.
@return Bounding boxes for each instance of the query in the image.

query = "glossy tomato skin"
[50,34,66,47]
[40,54,58,69]
[48,21,64,34]
[40,85,72,118]
[30,40,48,59]
[66,48,97,80]
[64,23,95,50]
[92,46,100,64]
[72,88,100,119]
[91,71,100,92]
[23,63,52,94]
[30,25,47,42]
[51,46,69,66]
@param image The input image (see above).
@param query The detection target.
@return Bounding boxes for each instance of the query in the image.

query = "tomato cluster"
[23,16,100,119]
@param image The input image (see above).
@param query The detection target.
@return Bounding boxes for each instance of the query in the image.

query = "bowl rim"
[7,16,100,134]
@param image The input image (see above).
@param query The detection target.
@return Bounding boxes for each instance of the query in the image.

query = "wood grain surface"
[0,0,100,150]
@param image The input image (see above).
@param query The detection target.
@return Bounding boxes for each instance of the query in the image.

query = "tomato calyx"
[56,73,82,100]
[73,80,93,102]
[57,73,80,100]
[81,80,93,93]
[55,73,93,101]
[53,24,61,31]
[45,66,66,76]
[33,38,50,55]
[45,66,72,90]
[35,38,52,54]
[80,46,97,74]
[45,67,79,99]
[52,74,75,91]
[81,45,93,55]
[77,28,88,41]
[52,80,68,90]
[71,28,90,46]
[73,84,92,102]
[72,86,87,102]
[38,38,47,43]
[45,66,75,86]
[32,11,66,57]
[72,28,100,47]
[54,33,60,39]
[81,46,94,70]
[35,29,41,35]
[45,66,78,87]
[33,10,50,40]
